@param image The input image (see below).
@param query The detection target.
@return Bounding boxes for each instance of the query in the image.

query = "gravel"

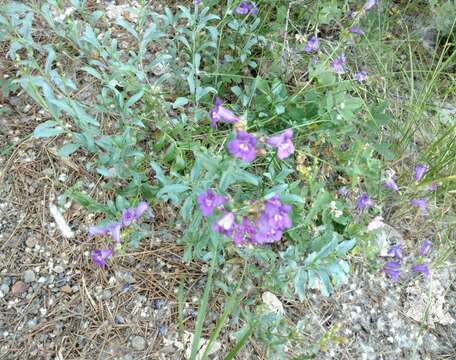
[131,335,146,351]
[23,270,36,283]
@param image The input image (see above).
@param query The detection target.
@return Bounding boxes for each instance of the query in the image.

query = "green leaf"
[58,143,80,157]
[335,239,356,256]
[294,268,307,301]
[33,120,64,138]
[126,90,144,108]
[233,169,261,186]
[117,18,139,40]
[156,184,189,199]
[173,97,189,108]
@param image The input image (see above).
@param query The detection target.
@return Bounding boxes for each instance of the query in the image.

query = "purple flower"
[331,54,346,74]
[383,178,399,192]
[88,222,122,243]
[135,200,151,219]
[412,263,429,279]
[349,26,364,36]
[91,249,113,268]
[228,131,257,163]
[363,0,377,11]
[197,189,228,217]
[122,208,136,226]
[382,261,401,282]
[419,240,432,257]
[337,186,351,197]
[304,35,319,53]
[194,0,202,4]
[236,1,258,15]
[356,192,374,211]
[426,182,438,192]
[354,70,368,83]
[387,245,403,260]
[265,128,294,159]
[415,163,428,182]
[251,196,292,244]
[232,217,255,246]
[410,198,429,215]
[212,212,236,236]
[210,97,240,128]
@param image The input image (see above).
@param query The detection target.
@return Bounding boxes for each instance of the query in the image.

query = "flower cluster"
[198,190,292,246]
[209,97,295,162]
[382,240,432,282]
[89,201,152,267]
[235,1,258,15]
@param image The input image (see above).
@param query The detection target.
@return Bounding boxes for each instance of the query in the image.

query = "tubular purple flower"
[194,0,202,4]
[412,263,429,279]
[349,26,364,36]
[354,70,368,83]
[228,131,257,163]
[265,128,295,159]
[356,192,374,211]
[304,35,319,53]
[337,186,351,197]
[363,0,377,11]
[331,54,346,74]
[383,178,399,192]
[232,217,255,246]
[236,1,257,15]
[387,245,403,260]
[88,222,122,243]
[212,212,236,236]
[382,261,401,282]
[415,164,428,182]
[91,249,113,268]
[197,189,228,217]
[410,198,429,215]
[135,200,151,219]
[419,240,432,257]
[210,97,240,128]
[121,208,136,226]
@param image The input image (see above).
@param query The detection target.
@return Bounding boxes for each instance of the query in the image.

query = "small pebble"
[53,265,64,274]
[23,270,36,283]
[60,285,72,294]
[131,335,146,351]
[11,281,27,295]
[0,284,9,295]
[25,238,37,248]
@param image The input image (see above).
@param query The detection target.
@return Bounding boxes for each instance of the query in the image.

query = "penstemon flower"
[414,163,428,182]
[265,128,295,159]
[411,263,429,279]
[91,249,113,268]
[236,1,258,15]
[228,131,257,163]
[356,192,374,211]
[354,70,368,83]
[382,261,401,282]
[387,245,403,260]
[331,54,346,74]
[212,212,236,236]
[349,26,364,36]
[89,222,122,243]
[419,239,432,257]
[210,97,240,128]
[197,189,228,217]
[383,178,399,192]
[304,35,319,53]
[410,198,428,215]
[194,0,202,4]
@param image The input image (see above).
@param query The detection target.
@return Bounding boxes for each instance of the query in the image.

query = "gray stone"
[131,335,146,351]
[0,284,9,295]
[23,270,36,283]
[53,265,64,274]
[25,237,37,248]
